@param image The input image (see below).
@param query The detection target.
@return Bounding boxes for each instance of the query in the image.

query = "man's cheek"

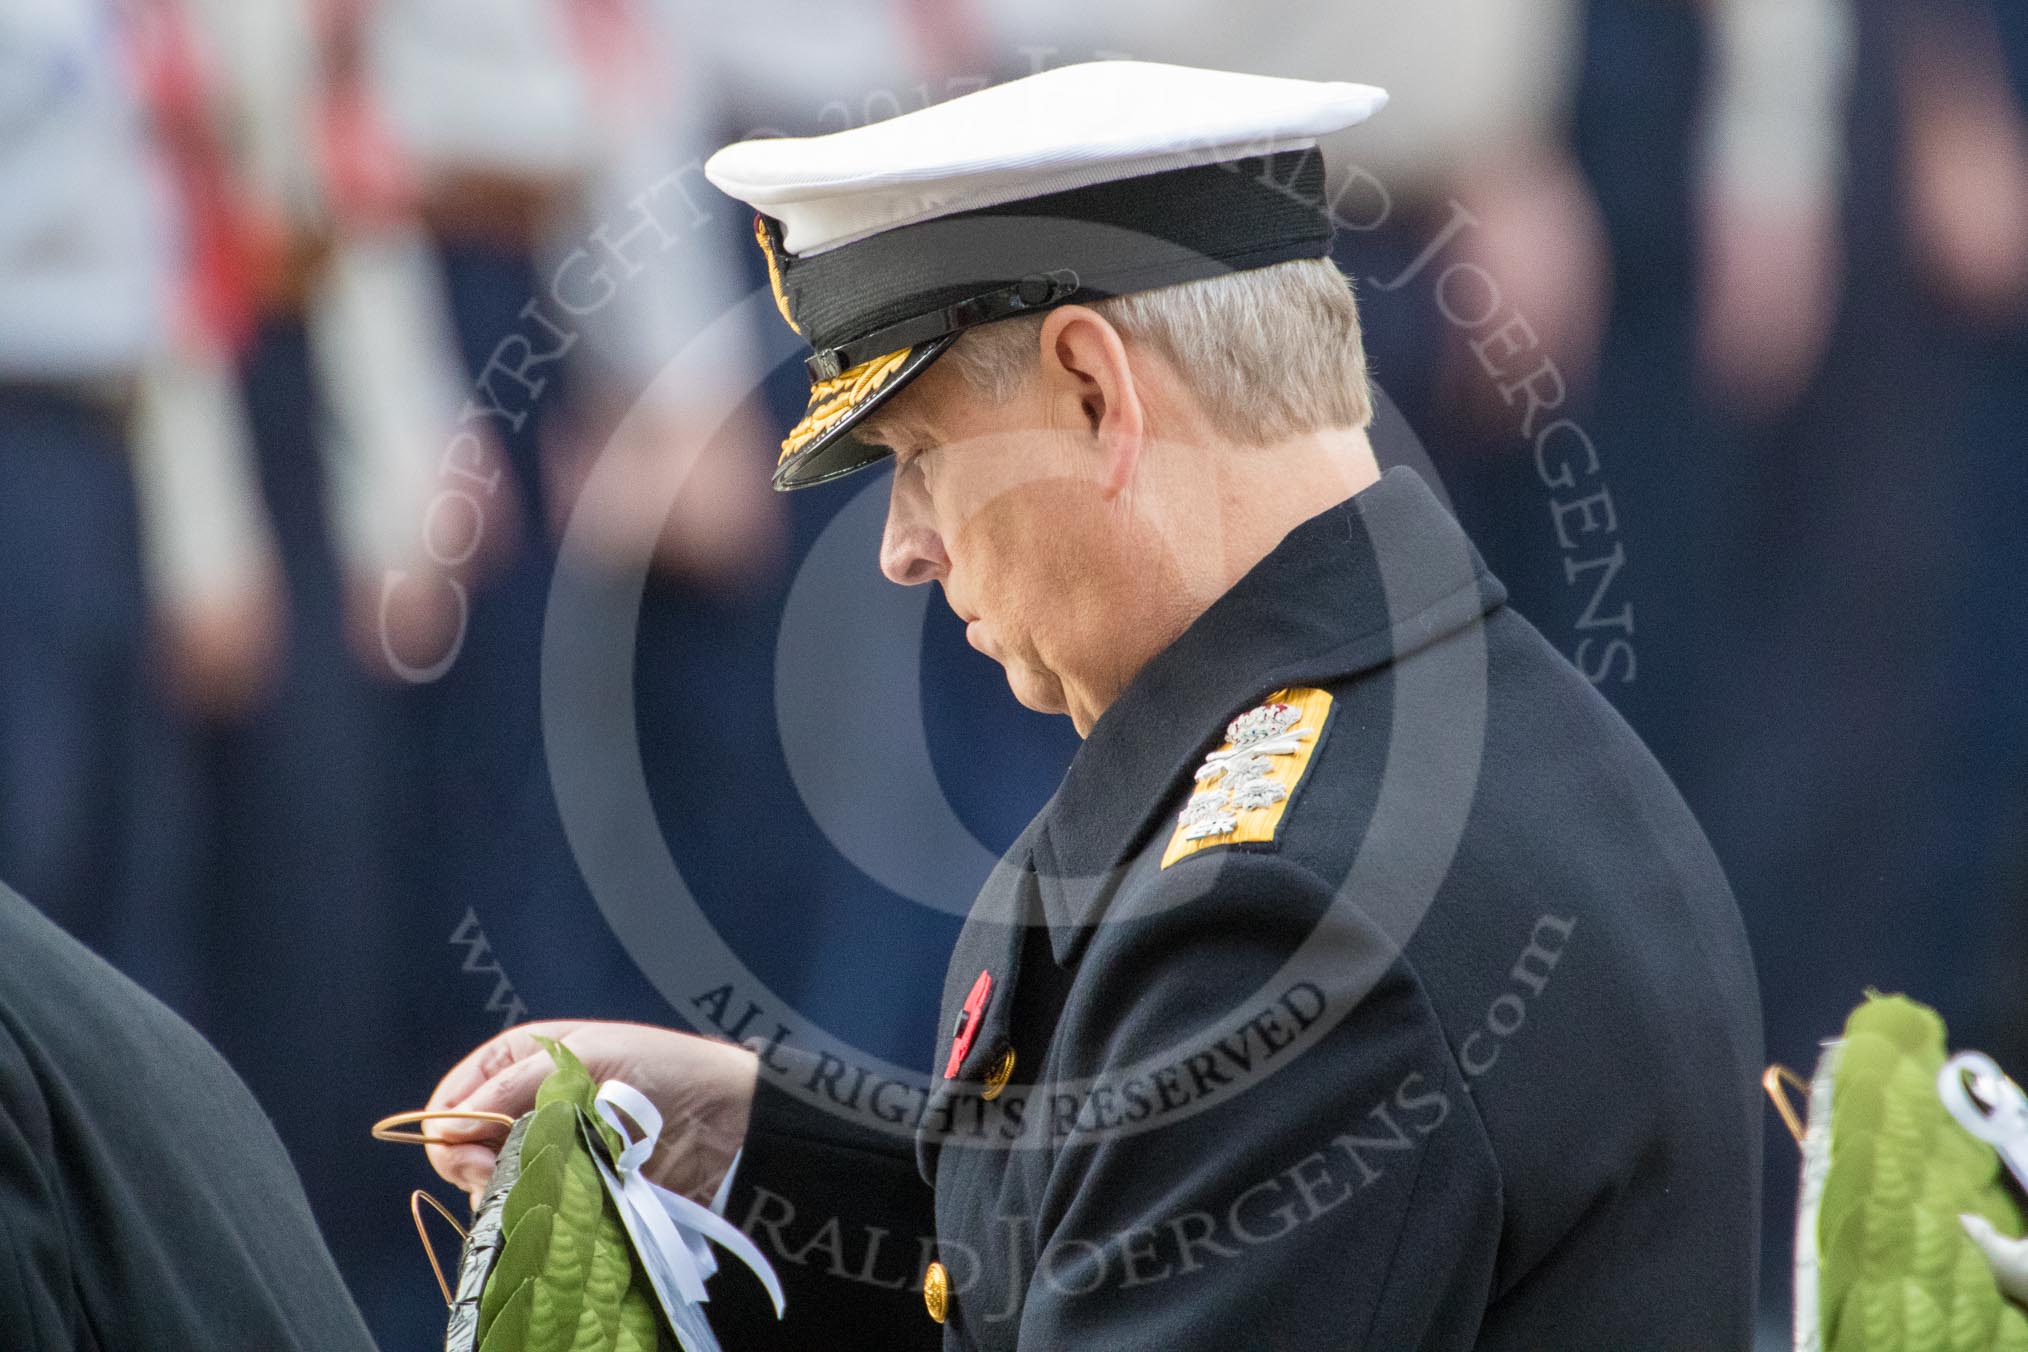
[954,477,1101,559]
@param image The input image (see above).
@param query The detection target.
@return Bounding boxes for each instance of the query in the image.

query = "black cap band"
[765,146,1332,370]
[807,270,1083,380]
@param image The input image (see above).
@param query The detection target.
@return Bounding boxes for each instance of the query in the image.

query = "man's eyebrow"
[857,424,902,451]
[858,413,934,453]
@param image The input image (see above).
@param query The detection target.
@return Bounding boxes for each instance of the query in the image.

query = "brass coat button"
[982,1046,1016,1101]
[924,1259,950,1324]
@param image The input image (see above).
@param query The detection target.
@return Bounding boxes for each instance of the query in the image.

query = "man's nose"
[879,481,948,586]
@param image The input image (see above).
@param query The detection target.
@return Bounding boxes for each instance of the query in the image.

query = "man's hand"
[424,1020,758,1209]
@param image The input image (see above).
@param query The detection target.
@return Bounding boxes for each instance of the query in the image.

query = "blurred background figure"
[0,2,2022,1347]
[0,0,193,999]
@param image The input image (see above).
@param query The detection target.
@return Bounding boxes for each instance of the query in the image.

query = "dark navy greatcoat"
[0,885,377,1350]
[714,466,1764,1350]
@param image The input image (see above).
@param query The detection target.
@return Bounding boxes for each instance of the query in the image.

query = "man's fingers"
[426,1020,586,1113]
[421,1056,543,1191]
[457,1050,555,1122]
[423,1122,507,1193]
[432,1142,502,1197]
[420,1053,548,1193]
[422,1022,588,1191]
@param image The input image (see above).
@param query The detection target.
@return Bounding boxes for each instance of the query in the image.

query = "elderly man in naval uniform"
[423,61,1764,1350]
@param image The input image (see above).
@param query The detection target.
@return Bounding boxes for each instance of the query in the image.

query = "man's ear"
[1037,305,1145,500]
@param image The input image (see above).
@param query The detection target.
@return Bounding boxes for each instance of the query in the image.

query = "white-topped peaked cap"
[706,61,1388,256]
[703,61,1388,489]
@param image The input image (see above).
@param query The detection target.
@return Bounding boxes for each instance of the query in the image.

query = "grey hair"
[925,256,1373,444]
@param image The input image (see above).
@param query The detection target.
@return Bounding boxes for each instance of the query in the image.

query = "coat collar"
[1032,466,1505,958]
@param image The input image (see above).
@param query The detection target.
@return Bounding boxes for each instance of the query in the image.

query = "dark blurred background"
[2,0,2023,1346]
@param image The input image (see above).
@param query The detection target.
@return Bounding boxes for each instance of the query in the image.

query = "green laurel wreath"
[453,1038,671,1352]
[1816,995,2028,1351]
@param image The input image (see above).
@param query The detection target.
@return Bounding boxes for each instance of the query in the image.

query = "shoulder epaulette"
[1160,686,1334,868]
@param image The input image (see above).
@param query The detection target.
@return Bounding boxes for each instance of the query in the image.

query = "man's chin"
[1002,664,1069,718]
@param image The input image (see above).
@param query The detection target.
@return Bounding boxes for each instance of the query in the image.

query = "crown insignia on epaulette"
[1163,688,1335,867]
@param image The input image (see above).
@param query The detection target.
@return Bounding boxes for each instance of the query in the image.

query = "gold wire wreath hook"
[370,1108,515,1147]
[1763,1065,1810,1147]
[410,1190,469,1307]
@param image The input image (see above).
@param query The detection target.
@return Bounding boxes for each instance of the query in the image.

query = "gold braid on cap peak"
[779,347,911,461]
